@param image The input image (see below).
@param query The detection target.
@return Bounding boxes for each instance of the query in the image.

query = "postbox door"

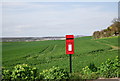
[66,39,74,54]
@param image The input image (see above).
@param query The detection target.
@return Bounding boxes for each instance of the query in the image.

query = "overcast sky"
[2,2,118,37]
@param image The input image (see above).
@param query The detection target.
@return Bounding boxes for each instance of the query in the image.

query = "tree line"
[93,18,120,39]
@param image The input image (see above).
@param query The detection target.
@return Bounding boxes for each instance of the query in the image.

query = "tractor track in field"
[27,45,57,60]
[26,46,50,59]
[95,41,120,50]
[39,46,50,54]
[50,45,57,53]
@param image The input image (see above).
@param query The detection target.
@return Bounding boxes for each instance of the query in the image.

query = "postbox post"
[69,54,72,73]
[66,35,74,73]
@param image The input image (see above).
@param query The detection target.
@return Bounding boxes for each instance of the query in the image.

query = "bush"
[98,56,120,78]
[2,65,69,80]
[81,56,119,79]
[2,68,12,80]
[81,66,98,79]
[2,64,38,80]
[88,63,97,72]
[40,66,69,79]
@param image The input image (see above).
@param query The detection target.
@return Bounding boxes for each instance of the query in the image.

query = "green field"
[2,36,119,73]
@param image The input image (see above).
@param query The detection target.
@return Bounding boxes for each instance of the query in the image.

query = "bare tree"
[112,18,120,24]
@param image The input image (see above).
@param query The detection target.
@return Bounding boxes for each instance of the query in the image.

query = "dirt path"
[95,41,120,50]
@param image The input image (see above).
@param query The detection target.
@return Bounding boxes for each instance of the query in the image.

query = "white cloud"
[16,25,32,28]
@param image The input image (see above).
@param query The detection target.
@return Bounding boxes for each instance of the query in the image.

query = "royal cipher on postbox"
[66,35,74,54]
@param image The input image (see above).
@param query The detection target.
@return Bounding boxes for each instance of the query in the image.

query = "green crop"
[2,36,119,75]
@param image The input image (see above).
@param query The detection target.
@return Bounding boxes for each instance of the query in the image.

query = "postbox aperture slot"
[66,38,73,40]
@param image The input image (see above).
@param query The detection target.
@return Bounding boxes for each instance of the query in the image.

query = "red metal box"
[66,35,74,54]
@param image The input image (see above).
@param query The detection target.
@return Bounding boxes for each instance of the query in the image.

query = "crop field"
[2,36,119,73]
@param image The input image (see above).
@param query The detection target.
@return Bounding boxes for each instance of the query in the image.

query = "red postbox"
[66,35,74,54]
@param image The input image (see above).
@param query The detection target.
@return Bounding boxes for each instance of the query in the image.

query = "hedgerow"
[2,56,119,80]
[2,64,38,80]
[81,56,120,79]
[40,66,69,79]
[2,65,69,80]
